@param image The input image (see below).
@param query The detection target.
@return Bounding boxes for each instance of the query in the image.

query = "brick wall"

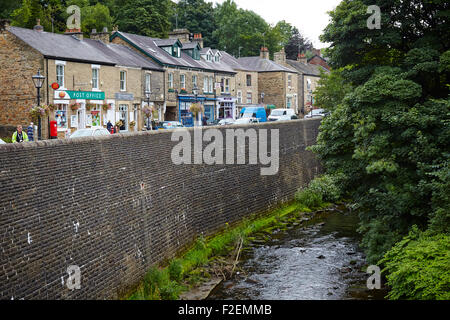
[0,119,321,300]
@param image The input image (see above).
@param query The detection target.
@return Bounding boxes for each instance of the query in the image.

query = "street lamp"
[192,85,201,126]
[32,69,45,140]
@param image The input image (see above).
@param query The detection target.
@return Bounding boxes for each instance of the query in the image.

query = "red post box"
[50,120,58,139]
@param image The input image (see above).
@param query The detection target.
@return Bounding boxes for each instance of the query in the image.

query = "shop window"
[55,104,68,129]
[91,105,101,127]
[119,105,128,131]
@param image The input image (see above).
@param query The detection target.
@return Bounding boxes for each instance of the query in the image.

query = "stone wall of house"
[0,119,322,300]
[258,72,286,108]
[0,23,47,137]
[234,70,259,107]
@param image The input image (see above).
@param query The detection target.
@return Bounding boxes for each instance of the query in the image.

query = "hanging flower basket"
[180,88,187,94]
[70,103,80,111]
[115,120,123,128]
[168,88,175,93]
[86,104,95,111]
[129,121,136,128]
[29,106,48,121]
[189,103,204,117]
[102,103,111,111]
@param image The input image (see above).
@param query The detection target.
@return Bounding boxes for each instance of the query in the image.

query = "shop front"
[178,95,207,127]
[217,96,236,120]
[53,90,106,137]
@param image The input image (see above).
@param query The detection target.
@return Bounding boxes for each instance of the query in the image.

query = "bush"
[168,259,183,282]
[380,227,450,300]
[295,188,323,209]
[295,174,342,208]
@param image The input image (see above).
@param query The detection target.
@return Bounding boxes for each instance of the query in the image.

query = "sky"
[210,0,342,48]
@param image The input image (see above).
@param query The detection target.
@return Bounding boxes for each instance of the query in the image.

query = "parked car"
[268,108,297,121]
[0,138,6,144]
[239,106,267,123]
[69,127,111,139]
[305,109,328,118]
[160,121,184,129]
[234,118,255,125]
[218,119,235,126]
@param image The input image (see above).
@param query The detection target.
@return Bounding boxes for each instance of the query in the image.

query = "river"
[207,207,387,300]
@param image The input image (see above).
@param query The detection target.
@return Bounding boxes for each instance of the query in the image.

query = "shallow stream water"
[208,208,387,300]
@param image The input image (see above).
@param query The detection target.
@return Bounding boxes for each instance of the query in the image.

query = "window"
[287,96,292,108]
[145,74,151,93]
[55,104,67,129]
[56,64,65,88]
[192,75,198,89]
[225,78,230,93]
[246,92,252,104]
[173,46,180,58]
[168,73,174,89]
[120,71,126,91]
[92,67,99,90]
[180,74,186,89]
[246,74,252,87]
[119,105,128,131]
[208,76,213,93]
[288,75,292,88]
[203,76,208,93]
[307,78,311,90]
[237,91,242,104]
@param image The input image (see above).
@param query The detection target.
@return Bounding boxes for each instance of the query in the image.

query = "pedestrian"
[12,125,29,143]
[202,116,208,126]
[114,125,120,134]
[106,120,113,133]
[27,122,34,141]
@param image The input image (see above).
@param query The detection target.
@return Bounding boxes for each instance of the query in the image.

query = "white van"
[268,109,297,121]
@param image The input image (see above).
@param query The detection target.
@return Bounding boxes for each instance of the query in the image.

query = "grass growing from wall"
[128,201,330,300]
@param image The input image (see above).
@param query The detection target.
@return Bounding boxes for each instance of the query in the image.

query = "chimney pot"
[33,19,44,32]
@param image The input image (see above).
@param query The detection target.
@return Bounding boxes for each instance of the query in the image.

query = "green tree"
[311,0,450,265]
[115,0,172,38]
[170,0,217,48]
[285,27,313,60]
[0,0,21,19]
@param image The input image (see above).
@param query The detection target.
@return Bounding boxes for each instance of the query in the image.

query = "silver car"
[69,127,111,139]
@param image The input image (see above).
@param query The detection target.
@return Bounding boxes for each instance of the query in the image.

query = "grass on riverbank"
[128,200,332,300]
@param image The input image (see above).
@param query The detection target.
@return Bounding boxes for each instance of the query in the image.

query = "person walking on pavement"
[107,120,113,133]
[27,122,34,141]
[12,125,29,143]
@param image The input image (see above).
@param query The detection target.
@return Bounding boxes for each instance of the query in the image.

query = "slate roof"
[154,39,179,47]
[111,31,236,74]
[220,51,253,71]
[181,42,201,50]
[285,59,330,76]
[8,26,163,71]
[237,56,298,73]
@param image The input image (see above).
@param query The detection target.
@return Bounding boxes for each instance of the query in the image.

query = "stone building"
[110,29,237,125]
[220,51,259,116]
[238,48,299,112]
[0,20,164,138]
[274,49,330,116]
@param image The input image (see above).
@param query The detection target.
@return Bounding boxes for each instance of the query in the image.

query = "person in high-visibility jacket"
[12,125,29,143]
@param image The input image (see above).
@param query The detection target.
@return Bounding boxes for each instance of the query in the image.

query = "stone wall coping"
[0,119,321,152]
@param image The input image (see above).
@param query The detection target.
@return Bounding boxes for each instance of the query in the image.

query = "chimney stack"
[168,28,190,43]
[91,27,110,44]
[297,53,307,64]
[193,33,203,48]
[260,47,269,60]
[33,19,44,32]
[65,28,83,40]
[274,47,286,66]
[0,19,11,32]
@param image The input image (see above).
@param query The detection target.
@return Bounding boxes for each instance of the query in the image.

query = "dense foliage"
[311,0,450,279]
[380,227,450,300]
[5,0,314,57]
